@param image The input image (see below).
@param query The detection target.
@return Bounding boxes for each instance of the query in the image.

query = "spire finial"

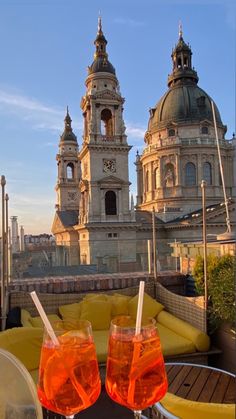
[179,20,183,39]
[98,12,102,33]
[66,105,69,116]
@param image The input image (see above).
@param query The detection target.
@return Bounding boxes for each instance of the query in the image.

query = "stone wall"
[8,271,186,295]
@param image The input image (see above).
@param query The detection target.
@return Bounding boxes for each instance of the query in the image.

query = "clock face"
[103,159,116,173]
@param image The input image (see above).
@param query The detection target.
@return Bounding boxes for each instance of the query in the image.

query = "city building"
[52,20,235,269]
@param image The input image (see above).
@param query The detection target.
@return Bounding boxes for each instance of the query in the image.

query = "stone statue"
[164,168,175,187]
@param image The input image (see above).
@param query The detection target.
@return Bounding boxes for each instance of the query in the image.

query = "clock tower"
[76,17,137,264]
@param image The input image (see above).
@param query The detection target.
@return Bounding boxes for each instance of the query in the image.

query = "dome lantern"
[87,16,116,76]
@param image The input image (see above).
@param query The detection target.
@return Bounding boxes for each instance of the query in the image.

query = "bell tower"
[79,17,132,224]
[55,108,81,211]
[75,18,137,265]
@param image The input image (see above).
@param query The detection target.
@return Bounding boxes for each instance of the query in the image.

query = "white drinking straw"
[30,291,59,346]
[135,281,145,335]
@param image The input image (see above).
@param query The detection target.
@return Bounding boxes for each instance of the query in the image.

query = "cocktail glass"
[37,320,101,418]
[105,316,168,419]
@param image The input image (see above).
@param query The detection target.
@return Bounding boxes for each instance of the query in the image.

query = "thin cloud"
[0,88,73,133]
[126,123,146,140]
[113,17,145,27]
[0,89,62,115]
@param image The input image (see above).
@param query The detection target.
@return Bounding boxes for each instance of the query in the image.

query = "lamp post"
[5,194,9,287]
[201,180,208,332]
[1,175,6,331]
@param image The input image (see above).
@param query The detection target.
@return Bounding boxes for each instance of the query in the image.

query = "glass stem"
[65,416,74,419]
[133,410,142,419]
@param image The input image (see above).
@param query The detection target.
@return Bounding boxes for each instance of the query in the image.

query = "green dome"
[149,83,223,130]
[148,32,225,132]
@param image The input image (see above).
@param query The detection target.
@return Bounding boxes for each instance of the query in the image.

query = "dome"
[148,31,225,132]
[88,57,116,75]
[149,83,223,131]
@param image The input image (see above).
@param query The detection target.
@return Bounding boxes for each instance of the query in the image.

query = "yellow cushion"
[93,330,109,363]
[21,309,33,327]
[160,392,235,419]
[128,292,164,320]
[0,327,43,371]
[110,294,131,317]
[58,302,82,321]
[156,323,196,356]
[30,314,61,328]
[83,293,109,302]
[80,300,112,330]
[157,311,210,352]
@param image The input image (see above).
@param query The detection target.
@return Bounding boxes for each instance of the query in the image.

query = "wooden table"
[153,362,236,418]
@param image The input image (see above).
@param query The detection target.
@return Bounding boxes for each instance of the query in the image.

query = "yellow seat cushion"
[160,392,235,419]
[128,292,164,320]
[93,330,109,363]
[30,314,61,328]
[0,327,43,371]
[21,309,33,327]
[156,323,196,356]
[58,302,82,321]
[157,311,210,352]
[80,300,112,330]
[110,294,131,317]
[83,293,109,302]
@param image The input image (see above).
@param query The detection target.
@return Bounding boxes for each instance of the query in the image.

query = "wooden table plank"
[166,364,236,404]
[210,374,231,403]
[223,377,236,404]
[168,365,193,395]
[185,367,214,401]
[175,366,202,399]
[165,365,180,386]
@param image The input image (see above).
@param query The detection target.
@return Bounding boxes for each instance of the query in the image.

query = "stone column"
[101,190,105,221]
[118,190,123,221]
[175,154,181,185]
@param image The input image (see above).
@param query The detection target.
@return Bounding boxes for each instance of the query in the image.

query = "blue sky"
[0,0,235,234]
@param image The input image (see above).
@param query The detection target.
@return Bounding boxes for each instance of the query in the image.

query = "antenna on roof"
[211,101,233,240]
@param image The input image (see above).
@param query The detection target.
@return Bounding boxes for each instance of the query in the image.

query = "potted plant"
[193,254,236,372]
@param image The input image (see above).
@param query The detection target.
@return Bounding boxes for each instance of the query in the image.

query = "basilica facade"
[52,21,235,269]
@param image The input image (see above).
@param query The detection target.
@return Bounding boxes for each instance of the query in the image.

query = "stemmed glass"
[105,316,168,418]
[37,320,101,418]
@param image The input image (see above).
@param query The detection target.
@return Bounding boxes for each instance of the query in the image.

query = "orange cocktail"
[37,320,101,417]
[105,316,168,411]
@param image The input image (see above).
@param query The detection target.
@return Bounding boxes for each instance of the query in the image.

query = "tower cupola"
[88,17,115,75]
[60,107,78,145]
[168,23,198,87]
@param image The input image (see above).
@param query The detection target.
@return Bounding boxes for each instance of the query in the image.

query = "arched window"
[101,108,113,136]
[66,163,74,179]
[105,190,117,215]
[203,162,212,185]
[168,129,175,137]
[145,170,149,192]
[201,126,208,135]
[154,167,160,189]
[185,162,196,186]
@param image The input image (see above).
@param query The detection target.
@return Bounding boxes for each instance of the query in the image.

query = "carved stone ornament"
[68,191,76,201]
[103,159,116,173]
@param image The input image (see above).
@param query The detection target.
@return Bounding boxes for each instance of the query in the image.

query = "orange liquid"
[37,335,101,416]
[105,332,168,411]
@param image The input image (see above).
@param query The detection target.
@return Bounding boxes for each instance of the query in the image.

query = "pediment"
[97,175,130,187]
[51,213,66,234]
[94,89,123,102]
